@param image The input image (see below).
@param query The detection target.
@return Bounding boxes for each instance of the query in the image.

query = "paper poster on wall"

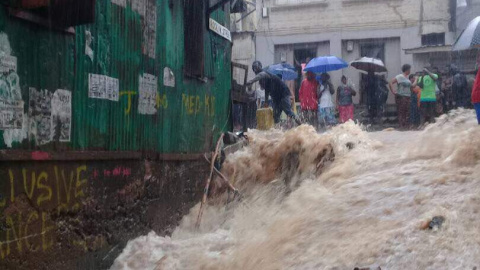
[106,76,120,101]
[51,89,72,142]
[142,0,157,59]
[111,0,126,7]
[163,67,175,87]
[0,99,23,129]
[0,62,23,130]
[85,30,94,61]
[138,73,157,115]
[131,0,146,16]
[0,55,17,73]
[88,74,119,101]
[29,88,53,145]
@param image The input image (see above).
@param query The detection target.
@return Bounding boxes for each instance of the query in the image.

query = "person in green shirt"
[417,68,438,125]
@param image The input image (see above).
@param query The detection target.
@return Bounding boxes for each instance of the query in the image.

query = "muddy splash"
[111,109,480,270]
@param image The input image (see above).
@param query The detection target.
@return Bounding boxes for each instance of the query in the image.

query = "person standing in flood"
[246,61,301,125]
[299,71,319,126]
[376,74,389,123]
[472,67,480,124]
[365,71,378,123]
[337,75,357,123]
[317,73,337,127]
[417,68,439,125]
[409,74,421,128]
[450,64,470,109]
[389,64,413,130]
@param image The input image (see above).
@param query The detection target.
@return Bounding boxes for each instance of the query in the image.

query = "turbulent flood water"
[111,109,480,270]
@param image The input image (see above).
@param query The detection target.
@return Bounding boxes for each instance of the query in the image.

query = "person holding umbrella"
[350,57,388,124]
[246,61,301,125]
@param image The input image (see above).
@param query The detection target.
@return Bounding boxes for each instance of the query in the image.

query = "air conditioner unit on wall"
[262,7,269,18]
[346,41,354,52]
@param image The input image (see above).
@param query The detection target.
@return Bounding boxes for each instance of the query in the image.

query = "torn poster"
[0,99,23,129]
[138,73,157,115]
[106,76,120,101]
[29,88,53,145]
[131,0,146,16]
[0,55,17,73]
[111,0,126,7]
[85,30,94,61]
[0,70,23,130]
[88,74,119,101]
[142,0,157,59]
[51,89,72,142]
[163,67,175,87]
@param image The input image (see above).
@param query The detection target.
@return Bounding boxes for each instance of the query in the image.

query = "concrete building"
[406,0,480,75]
[252,0,457,104]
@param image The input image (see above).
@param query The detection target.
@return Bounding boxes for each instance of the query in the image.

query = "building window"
[184,0,205,78]
[421,33,445,46]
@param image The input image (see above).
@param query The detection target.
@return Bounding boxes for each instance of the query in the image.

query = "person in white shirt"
[317,73,337,127]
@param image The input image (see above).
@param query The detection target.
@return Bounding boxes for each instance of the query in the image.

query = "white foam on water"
[111,109,480,270]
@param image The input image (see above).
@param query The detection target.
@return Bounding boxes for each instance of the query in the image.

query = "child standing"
[317,73,337,127]
[337,75,357,123]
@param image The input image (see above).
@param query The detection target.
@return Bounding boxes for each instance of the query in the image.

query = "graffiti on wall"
[0,162,142,260]
[181,94,216,116]
[0,165,89,259]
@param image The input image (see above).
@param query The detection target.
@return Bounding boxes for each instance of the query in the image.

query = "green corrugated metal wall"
[0,0,232,153]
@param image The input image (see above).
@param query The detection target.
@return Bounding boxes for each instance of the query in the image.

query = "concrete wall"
[256,27,416,104]
[0,158,206,269]
[253,0,453,104]
[232,32,256,81]
[256,0,450,35]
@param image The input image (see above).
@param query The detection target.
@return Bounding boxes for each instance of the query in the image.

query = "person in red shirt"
[299,71,319,126]
[472,68,480,124]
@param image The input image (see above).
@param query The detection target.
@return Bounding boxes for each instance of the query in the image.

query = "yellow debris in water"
[256,108,274,130]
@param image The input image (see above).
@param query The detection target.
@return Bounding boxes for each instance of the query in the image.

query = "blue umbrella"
[304,56,348,73]
[266,63,298,81]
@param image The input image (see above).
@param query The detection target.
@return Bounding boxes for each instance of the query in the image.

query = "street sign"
[209,18,231,42]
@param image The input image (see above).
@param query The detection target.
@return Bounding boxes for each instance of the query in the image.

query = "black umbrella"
[453,16,480,51]
[350,57,387,73]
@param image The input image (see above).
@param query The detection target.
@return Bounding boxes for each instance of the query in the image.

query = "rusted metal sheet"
[0,150,206,161]
[0,0,232,156]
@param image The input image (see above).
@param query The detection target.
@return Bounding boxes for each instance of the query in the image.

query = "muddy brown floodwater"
[111,109,480,270]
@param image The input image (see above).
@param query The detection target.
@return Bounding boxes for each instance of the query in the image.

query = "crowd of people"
[388,64,475,129]
[245,60,479,131]
[298,72,357,128]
